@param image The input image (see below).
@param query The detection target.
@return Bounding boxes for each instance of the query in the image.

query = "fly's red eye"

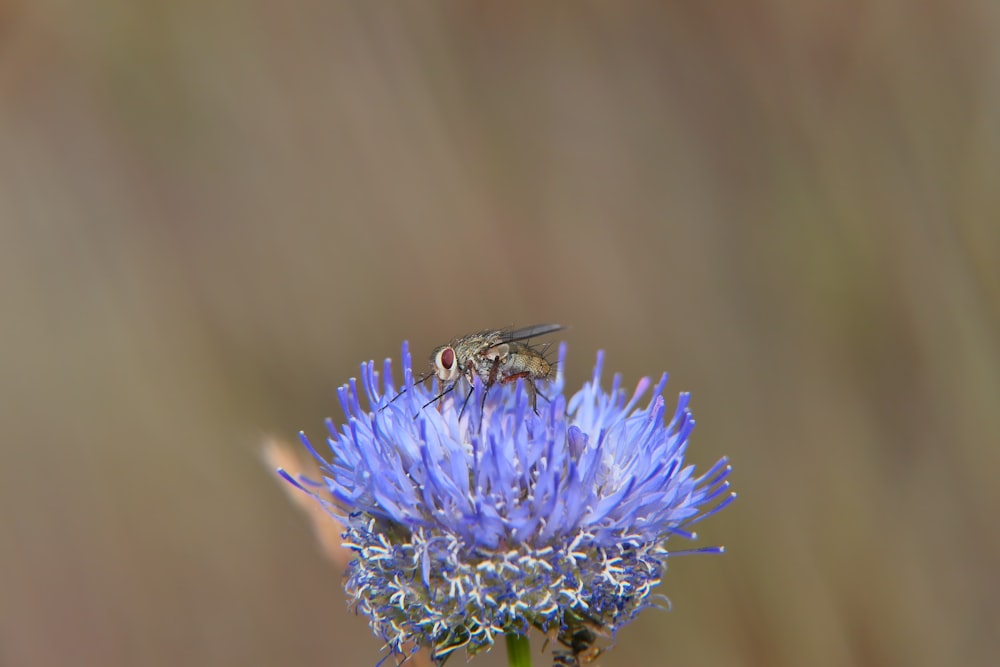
[441,347,455,369]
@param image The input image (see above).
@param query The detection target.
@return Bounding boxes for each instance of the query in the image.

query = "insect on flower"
[387,324,565,418]
[278,340,737,664]
[548,610,604,666]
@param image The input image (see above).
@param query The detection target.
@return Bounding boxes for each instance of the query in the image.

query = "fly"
[545,610,604,666]
[387,324,565,419]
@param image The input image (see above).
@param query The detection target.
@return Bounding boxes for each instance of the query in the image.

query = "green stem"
[505,632,532,667]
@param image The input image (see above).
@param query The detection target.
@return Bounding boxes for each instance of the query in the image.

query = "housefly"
[387,324,565,418]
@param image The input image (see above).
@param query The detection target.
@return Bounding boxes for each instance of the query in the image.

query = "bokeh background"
[2,2,998,666]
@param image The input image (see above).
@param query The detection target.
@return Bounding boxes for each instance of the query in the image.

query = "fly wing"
[501,323,566,343]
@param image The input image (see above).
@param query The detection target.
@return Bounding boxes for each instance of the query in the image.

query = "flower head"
[280,342,734,663]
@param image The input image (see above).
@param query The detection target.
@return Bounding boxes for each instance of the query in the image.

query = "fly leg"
[500,371,539,414]
[478,356,503,416]
[457,383,475,420]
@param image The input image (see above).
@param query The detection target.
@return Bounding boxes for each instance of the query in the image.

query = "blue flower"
[280,341,734,663]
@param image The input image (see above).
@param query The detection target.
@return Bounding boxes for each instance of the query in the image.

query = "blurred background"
[1,2,998,666]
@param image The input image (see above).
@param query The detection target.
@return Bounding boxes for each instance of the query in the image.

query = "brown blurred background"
[1,2,998,666]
